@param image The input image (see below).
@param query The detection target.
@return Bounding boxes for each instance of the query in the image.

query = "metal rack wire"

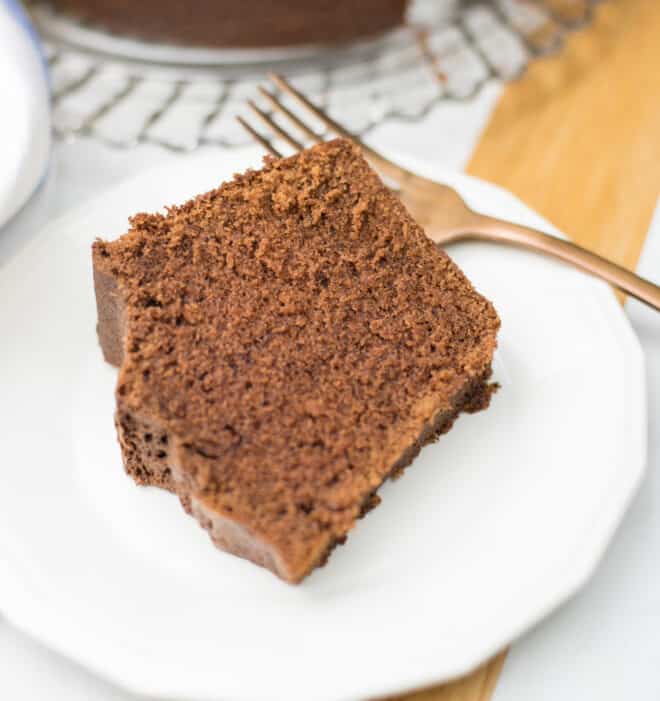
[31,0,602,152]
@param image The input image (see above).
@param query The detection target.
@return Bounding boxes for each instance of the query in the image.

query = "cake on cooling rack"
[47,0,409,48]
[92,139,499,583]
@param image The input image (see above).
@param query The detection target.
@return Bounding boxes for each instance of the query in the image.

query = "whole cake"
[47,0,409,48]
[92,139,499,583]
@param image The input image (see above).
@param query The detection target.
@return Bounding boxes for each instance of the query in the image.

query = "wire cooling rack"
[31,0,602,152]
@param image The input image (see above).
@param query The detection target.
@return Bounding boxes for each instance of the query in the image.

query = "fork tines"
[238,72,353,159]
[239,72,410,188]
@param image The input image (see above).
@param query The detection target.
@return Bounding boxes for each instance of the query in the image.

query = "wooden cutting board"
[390,0,660,699]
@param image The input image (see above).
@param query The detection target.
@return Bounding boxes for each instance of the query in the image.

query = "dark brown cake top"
[48,0,408,48]
[93,139,498,557]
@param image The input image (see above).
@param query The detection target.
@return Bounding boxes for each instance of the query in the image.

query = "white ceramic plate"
[0,0,50,227]
[0,149,646,701]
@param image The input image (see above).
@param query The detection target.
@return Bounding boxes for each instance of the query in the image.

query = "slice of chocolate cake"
[92,139,499,583]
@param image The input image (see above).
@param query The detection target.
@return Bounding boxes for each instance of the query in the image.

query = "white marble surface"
[1,85,658,699]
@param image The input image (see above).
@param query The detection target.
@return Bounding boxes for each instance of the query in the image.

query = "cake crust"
[48,0,408,48]
[92,139,499,583]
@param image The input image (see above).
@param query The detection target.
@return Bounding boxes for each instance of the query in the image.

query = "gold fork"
[238,73,660,311]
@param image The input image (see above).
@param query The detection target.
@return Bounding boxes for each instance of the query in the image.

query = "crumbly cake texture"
[92,139,500,583]
[48,0,408,48]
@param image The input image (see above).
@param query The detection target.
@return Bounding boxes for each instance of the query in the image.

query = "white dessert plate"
[0,148,646,701]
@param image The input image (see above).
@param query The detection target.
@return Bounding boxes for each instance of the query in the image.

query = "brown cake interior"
[48,0,409,48]
[92,139,499,583]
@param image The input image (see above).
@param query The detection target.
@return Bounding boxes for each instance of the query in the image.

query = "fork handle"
[460,215,660,311]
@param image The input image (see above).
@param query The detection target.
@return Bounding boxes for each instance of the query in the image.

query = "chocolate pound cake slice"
[92,139,499,583]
